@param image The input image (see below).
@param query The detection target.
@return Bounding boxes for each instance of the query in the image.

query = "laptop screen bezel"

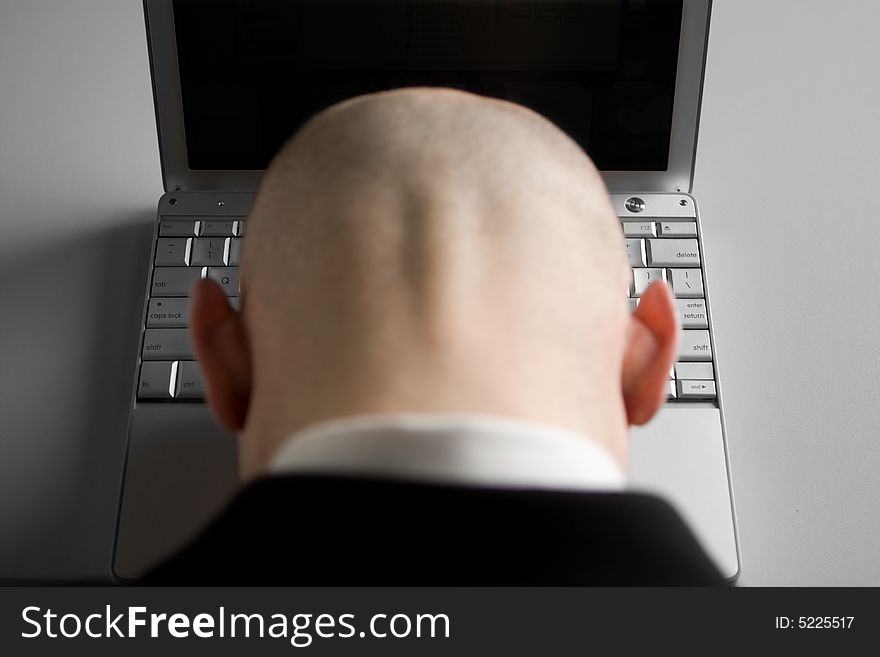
[144,0,711,194]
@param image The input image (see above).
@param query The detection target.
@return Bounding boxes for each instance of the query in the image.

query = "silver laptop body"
[115,0,739,580]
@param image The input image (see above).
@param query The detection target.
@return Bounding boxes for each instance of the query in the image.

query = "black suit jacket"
[144,475,726,585]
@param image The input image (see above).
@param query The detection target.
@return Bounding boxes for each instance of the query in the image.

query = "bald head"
[191,88,677,477]
[243,87,627,303]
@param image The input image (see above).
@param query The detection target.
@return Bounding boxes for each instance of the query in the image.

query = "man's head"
[190,88,678,477]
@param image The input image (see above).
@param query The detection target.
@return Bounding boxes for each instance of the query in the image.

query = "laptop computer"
[114,0,739,580]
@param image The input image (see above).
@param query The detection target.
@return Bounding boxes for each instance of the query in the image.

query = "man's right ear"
[621,281,679,426]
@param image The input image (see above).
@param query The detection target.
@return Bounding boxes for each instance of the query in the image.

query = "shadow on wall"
[0,215,154,582]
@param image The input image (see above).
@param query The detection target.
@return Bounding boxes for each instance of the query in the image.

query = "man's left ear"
[190,277,252,432]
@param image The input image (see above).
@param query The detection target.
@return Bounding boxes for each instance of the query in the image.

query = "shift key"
[678,329,712,361]
[142,328,193,360]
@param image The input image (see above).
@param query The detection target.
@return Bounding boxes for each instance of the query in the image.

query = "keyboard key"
[226,238,243,266]
[675,362,714,380]
[667,380,677,400]
[676,298,708,329]
[207,267,240,296]
[622,221,656,238]
[137,361,175,399]
[677,379,717,400]
[630,268,666,297]
[198,219,236,236]
[191,238,226,266]
[657,221,697,237]
[175,360,204,399]
[233,220,246,236]
[624,239,646,267]
[159,221,197,237]
[668,268,704,298]
[142,328,193,360]
[154,237,191,266]
[627,298,638,312]
[151,267,203,297]
[678,330,712,361]
[147,298,190,327]
[647,238,700,267]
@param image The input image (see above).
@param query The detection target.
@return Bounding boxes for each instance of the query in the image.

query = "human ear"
[621,280,678,425]
[190,277,252,431]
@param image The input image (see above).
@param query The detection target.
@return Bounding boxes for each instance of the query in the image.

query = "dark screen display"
[172,0,683,171]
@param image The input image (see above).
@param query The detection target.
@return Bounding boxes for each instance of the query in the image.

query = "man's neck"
[239,378,628,479]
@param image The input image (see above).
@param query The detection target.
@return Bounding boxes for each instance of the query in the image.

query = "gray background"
[1,0,878,585]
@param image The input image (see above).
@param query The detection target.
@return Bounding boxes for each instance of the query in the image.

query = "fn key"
[138,361,175,399]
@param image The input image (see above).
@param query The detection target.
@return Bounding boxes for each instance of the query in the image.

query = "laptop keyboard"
[137,218,242,401]
[622,216,716,402]
[137,215,717,404]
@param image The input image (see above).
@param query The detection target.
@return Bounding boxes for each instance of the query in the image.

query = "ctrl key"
[175,361,205,400]
[138,361,176,399]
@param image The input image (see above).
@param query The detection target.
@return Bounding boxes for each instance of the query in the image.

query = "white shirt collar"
[268,414,624,492]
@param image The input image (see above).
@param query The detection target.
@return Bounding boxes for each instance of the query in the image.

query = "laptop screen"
[172,0,684,172]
